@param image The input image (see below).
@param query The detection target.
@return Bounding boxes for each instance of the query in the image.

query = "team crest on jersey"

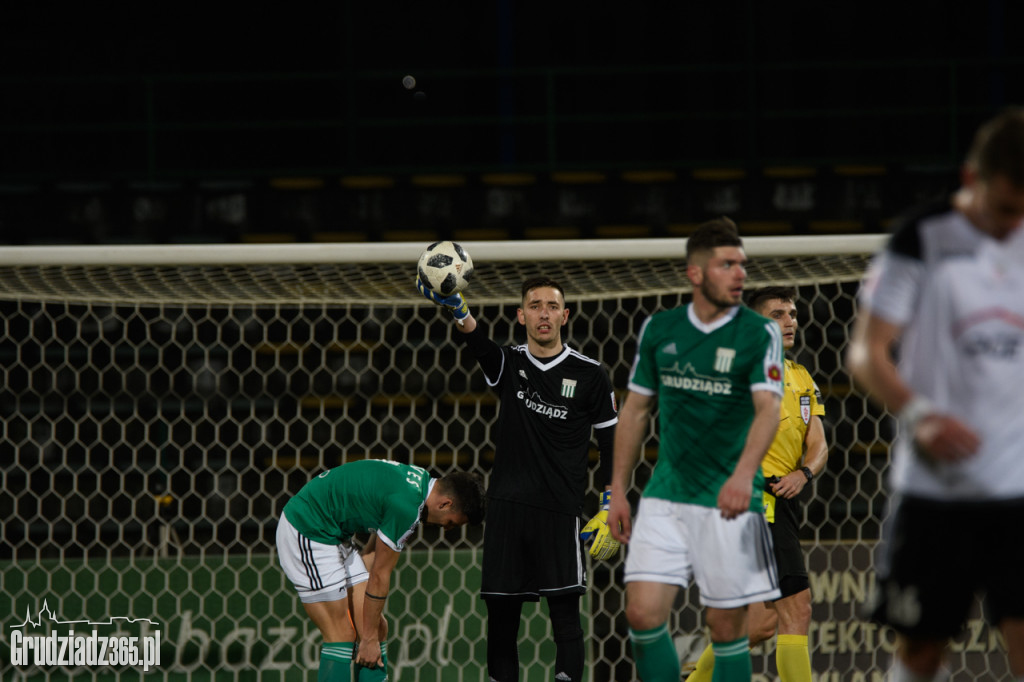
[767,364,782,382]
[561,378,577,398]
[800,395,811,424]
[714,347,736,373]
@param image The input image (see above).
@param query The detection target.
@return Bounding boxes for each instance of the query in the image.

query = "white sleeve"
[859,250,926,327]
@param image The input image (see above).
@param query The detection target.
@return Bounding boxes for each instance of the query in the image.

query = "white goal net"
[0,236,1011,681]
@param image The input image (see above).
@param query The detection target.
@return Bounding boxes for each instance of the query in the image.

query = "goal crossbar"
[0,235,886,306]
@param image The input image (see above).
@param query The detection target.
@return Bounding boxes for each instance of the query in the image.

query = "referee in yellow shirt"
[687,286,829,682]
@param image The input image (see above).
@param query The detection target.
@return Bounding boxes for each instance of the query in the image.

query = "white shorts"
[276,513,369,604]
[624,497,781,609]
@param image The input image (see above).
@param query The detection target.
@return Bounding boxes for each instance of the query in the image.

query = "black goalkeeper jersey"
[461,328,618,515]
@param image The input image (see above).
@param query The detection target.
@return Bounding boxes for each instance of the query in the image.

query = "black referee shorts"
[480,497,587,601]
[766,491,809,598]
[868,495,1024,639]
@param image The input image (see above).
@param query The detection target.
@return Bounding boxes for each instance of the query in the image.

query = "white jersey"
[859,199,982,326]
[892,226,1024,499]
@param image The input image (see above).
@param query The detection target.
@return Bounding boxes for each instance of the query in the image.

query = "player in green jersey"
[686,286,829,682]
[608,217,785,682]
[276,459,485,682]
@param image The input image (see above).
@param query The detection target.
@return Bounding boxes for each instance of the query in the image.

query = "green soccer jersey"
[282,459,431,550]
[627,303,784,510]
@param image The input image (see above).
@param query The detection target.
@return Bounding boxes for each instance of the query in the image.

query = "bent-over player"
[276,459,485,682]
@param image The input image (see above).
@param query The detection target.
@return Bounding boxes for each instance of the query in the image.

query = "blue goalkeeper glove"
[580,490,621,560]
[416,277,470,322]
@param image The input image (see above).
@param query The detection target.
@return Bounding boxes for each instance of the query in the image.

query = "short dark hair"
[686,217,743,262]
[966,108,1024,186]
[438,471,486,525]
[520,276,565,303]
[746,286,797,312]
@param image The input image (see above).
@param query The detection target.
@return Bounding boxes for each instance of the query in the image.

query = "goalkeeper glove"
[580,490,621,560]
[416,277,470,321]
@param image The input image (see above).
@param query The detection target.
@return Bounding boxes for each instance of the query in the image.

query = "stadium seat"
[524,226,583,239]
[594,224,652,239]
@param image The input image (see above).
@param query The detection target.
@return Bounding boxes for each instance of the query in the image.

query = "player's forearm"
[736,395,781,479]
[846,314,914,412]
[610,398,648,495]
[360,573,390,642]
[448,312,476,333]
[802,416,828,476]
[850,349,913,412]
[595,424,615,488]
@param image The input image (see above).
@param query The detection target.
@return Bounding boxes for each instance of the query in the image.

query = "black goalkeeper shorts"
[480,497,587,601]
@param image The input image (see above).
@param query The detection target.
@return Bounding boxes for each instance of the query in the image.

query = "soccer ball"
[417,241,473,296]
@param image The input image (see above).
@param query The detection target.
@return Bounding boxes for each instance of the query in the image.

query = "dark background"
[2,1,1023,243]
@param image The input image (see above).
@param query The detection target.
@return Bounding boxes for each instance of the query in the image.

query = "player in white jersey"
[847,108,1024,681]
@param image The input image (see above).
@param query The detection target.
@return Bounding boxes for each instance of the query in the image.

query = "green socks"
[710,637,750,682]
[629,624,680,682]
[319,642,353,682]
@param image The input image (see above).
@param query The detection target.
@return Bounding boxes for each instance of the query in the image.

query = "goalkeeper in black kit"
[418,274,620,682]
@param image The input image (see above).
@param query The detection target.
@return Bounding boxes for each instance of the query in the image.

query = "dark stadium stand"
[0,164,957,245]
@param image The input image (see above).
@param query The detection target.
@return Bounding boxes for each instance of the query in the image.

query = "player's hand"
[607,489,632,544]
[914,414,980,462]
[580,490,622,559]
[354,638,384,670]
[717,473,753,520]
[768,471,806,499]
[416,277,470,321]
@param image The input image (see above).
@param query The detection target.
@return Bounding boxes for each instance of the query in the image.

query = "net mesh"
[0,238,1011,681]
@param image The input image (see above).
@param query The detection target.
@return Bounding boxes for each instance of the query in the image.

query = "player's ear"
[686,263,703,286]
[516,308,526,325]
[560,308,570,325]
[960,162,978,189]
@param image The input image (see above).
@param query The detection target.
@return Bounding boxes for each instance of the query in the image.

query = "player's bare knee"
[624,601,663,631]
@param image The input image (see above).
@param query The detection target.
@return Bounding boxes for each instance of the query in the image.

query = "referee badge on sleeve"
[800,395,811,424]
[561,378,577,398]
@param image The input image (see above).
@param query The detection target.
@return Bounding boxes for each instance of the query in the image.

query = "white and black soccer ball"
[417,241,474,296]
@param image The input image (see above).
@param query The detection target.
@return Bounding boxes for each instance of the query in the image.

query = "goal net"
[0,236,1008,681]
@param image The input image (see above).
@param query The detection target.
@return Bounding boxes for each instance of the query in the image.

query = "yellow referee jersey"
[761,358,825,478]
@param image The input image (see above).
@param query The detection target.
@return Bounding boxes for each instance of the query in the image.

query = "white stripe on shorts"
[624,497,780,609]
[275,513,369,604]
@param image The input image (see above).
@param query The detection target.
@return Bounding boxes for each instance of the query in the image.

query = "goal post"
[0,235,1008,680]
